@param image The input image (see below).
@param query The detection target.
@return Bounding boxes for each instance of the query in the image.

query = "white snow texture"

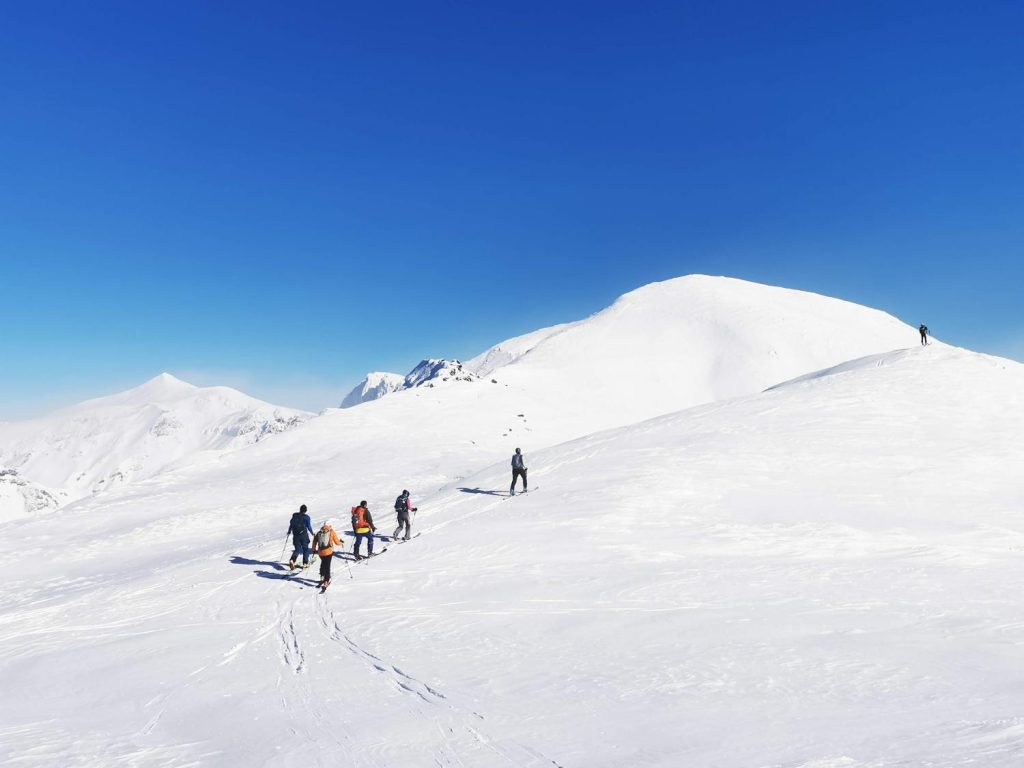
[1,274,1021,768]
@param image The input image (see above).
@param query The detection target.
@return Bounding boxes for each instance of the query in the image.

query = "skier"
[392,490,418,541]
[510,447,528,496]
[351,501,376,559]
[313,521,343,591]
[919,324,929,346]
[287,504,315,570]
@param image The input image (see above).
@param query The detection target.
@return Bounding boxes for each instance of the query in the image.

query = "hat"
[360,500,367,507]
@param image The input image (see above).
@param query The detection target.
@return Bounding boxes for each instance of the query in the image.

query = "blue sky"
[1,1,1021,417]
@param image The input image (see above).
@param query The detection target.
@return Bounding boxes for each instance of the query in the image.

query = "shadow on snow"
[457,487,504,496]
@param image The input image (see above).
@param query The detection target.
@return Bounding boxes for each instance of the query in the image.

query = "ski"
[391,532,422,544]
[352,547,388,563]
[507,485,538,498]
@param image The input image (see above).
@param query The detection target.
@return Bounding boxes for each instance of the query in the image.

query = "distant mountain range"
[0,373,309,519]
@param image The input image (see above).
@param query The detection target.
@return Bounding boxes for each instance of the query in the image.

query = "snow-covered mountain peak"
[340,360,480,409]
[456,274,923,433]
[97,371,199,407]
[403,359,478,388]
[345,275,923,424]
[0,376,311,516]
[340,372,406,409]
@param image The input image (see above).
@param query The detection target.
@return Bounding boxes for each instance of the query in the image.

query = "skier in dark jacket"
[392,490,418,541]
[510,448,528,496]
[287,504,315,570]
[351,501,376,559]
[919,324,929,346]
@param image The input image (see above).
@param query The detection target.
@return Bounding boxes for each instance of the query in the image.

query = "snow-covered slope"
[468,274,925,430]
[465,321,575,376]
[0,373,310,511]
[1,344,1022,767]
[345,275,922,425]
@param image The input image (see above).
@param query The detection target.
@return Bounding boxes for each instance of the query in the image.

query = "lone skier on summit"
[510,448,528,496]
[919,324,929,346]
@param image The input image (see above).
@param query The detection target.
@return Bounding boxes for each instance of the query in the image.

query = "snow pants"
[510,467,527,494]
[291,536,310,565]
[319,553,333,583]
[353,531,374,557]
[393,510,411,540]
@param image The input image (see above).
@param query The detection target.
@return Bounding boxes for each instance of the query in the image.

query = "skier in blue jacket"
[287,504,315,570]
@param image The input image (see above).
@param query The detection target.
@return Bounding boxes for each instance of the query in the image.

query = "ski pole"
[279,534,290,563]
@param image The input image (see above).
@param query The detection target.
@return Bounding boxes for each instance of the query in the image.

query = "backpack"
[290,513,306,537]
[315,527,332,551]
[394,494,406,514]
[352,506,369,531]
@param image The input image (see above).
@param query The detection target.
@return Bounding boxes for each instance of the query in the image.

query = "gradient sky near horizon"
[2,1,1022,418]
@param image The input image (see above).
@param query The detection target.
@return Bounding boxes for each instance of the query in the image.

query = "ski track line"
[314,597,456,710]
[277,602,305,674]
[313,597,567,768]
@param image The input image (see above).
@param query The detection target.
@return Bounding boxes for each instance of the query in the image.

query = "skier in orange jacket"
[313,521,343,591]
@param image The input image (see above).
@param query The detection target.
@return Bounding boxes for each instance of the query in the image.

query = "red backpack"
[351,506,369,531]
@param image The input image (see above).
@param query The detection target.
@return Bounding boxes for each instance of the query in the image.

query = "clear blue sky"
[1,1,1021,417]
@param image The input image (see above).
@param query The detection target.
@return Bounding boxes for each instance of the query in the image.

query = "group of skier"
[284,491,420,591]
[283,450,528,592]
[280,318,932,591]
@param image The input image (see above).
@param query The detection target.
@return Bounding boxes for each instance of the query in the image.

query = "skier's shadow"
[230,555,286,571]
[457,487,504,496]
[230,555,318,586]
[253,570,319,587]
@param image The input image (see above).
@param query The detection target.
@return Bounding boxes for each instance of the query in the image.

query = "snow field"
[1,345,1023,766]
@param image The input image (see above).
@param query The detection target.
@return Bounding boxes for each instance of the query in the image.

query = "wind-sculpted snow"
[0,373,310,512]
[1,344,1023,766]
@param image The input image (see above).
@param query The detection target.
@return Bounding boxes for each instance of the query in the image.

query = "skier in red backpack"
[351,501,376,559]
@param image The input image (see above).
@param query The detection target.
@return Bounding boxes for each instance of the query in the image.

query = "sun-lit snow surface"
[468,275,926,433]
[348,276,921,419]
[1,342,1023,767]
[0,373,310,517]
